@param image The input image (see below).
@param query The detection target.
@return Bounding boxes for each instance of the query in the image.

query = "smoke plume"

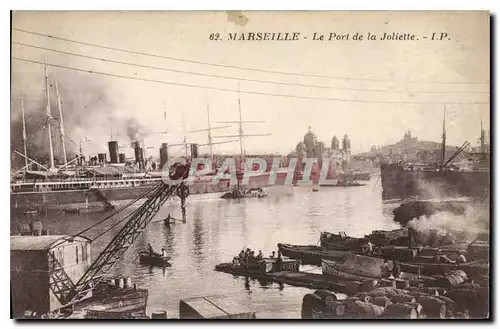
[405,202,489,244]
[11,70,150,169]
[125,117,149,143]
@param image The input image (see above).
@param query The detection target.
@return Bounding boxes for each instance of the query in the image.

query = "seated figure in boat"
[361,239,374,255]
[148,243,155,256]
[161,247,167,258]
[256,250,264,260]
[269,251,276,259]
[380,259,391,278]
[392,261,401,279]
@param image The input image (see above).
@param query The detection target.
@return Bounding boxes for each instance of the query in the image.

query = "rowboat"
[322,253,488,282]
[320,232,363,251]
[138,251,171,267]
[278,243,349,265]
[321,254,394,281]
[215,258,300,276]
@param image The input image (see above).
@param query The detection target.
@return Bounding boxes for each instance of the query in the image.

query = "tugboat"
[220,187,267,199]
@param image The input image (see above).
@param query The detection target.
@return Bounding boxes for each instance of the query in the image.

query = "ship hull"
[380,163,490,201]
[11,172,292,210]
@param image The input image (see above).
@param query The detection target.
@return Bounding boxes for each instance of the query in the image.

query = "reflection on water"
[12,180,400,318]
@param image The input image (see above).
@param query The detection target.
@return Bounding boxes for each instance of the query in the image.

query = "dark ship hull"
[380,163,490,201]
[11,171,291,211]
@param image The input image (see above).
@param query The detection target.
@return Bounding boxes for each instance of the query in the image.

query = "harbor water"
[12,178,402,318]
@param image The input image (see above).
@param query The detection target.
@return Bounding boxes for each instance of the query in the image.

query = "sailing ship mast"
[237,89,244,168]
[441,105,446,167]
[44,60,55,170]
[189,106,234,157]
[182,112,188,158]
[54,74,68,166]
[20,95,28,171]
[480,118,486,154]
[213,87,271,190]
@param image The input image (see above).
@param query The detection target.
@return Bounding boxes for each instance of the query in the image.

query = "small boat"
[278,243,349,265]
[64,208,81,214]
[322,254,393,281]
[138,251,171,267]
[320,231,363,251]
[215,258,300,276]
[320,181,365,187]
[221,188,267,199]
[399,259,489,278]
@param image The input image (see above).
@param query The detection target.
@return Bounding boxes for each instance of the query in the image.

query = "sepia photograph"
[9,10,490,320]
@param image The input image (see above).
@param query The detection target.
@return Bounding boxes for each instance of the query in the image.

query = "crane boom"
[50,176,189,306]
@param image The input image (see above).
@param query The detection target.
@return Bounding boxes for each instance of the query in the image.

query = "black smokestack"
[108,141,119,164]
[190,143,198,158]
[160,143,168,169]
[133,141,144,169]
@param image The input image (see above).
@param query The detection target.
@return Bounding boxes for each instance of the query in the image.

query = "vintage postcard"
[10,11,490,320]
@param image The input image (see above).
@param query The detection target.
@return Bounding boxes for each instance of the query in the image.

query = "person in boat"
[256,250,264,260]
[392,261,401,279]
[147,243,155,256]
[238,250,245,261]
[361,239,374,255]
[232,257,240,266]
[243,249,250,267]
[275,251,283,271]
[161,247,167,258]
[269,251,276,259]
[380,259,391,278]
[457,252,467,264]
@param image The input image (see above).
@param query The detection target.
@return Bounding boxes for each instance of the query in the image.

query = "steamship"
[11,140,295,211]
[11,69,291,210]
[380,118,490,202]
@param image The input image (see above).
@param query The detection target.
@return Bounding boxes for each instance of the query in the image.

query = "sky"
[10,11,490,160]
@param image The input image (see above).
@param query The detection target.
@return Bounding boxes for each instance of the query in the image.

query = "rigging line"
[12,57,490,105]
[92,183,178,241]
[13,28,490,85]
[13,42,488,95]
[91,211,134,241]
[71,182,161,237]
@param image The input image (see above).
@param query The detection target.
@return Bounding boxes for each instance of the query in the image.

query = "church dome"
[303,126,318,145]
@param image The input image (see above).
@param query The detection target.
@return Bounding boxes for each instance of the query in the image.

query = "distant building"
[303,126,318,158]
[288,127,353,170]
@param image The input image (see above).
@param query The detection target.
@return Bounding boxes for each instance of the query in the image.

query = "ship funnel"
[159,143,168,169]
[97,153,107,164]
[190,143,199,159]
[133,141,144,169]
[108,141,119,164]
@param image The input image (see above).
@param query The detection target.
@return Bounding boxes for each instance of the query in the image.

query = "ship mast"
[188,106,235,163]
[207,105,213,158]
[20,95,28,171]
[237,88,244,169]
[44,60,55,170]
[54,74,68,166]
[182,112,188,158]
[441,105,446,167]
[480,118,486,154]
